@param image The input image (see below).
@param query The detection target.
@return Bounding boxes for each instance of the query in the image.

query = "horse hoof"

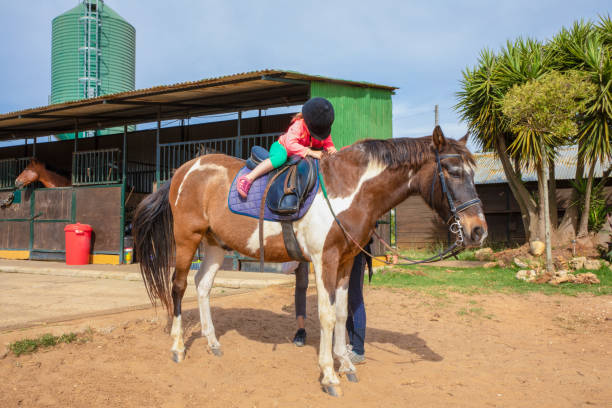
[346,373,358,383]
[171,350,185,363]
[211,347,223,357]
[322,385,342,397]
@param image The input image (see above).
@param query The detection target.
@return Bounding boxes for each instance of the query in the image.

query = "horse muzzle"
[15,180,25,189]
[458,214,488,248]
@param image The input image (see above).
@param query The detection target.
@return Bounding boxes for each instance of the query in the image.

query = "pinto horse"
[15,159,71,189]
[133,126,487,396]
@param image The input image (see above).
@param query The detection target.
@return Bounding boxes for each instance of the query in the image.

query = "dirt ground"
[1,286,611,408]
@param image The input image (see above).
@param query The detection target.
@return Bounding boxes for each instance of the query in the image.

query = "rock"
[475,248,494,261]
[574,273,600,284]
[483,261,498,268]
[554,256,569,270]
[529,240,545,256]
[569,257,587,270]
[554,269,568,278]
[515,269,537,282]
[497,259,506,268]
[583,260,602,271]
[514,258,529,269]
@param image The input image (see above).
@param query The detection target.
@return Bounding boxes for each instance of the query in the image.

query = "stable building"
[0,70,396,264]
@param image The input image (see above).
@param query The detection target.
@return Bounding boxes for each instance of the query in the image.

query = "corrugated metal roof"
[0,69,397,140]
[474,146,612,184]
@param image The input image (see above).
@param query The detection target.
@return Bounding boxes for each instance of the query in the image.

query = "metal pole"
[33,137,37,157]
[155,108,161,186]
[24,138,28,157]
[434,105,439,127]
[74,119,79,153]
[236,111,242,158]
[122,125,127,184]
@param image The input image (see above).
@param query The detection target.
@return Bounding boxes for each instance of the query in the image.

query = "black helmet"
[302,97,334,140]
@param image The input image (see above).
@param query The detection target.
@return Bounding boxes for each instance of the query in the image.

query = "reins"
[318,148,481,266]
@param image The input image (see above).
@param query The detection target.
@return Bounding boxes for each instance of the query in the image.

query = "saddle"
[247,146,317,215]
[247,146,318,270]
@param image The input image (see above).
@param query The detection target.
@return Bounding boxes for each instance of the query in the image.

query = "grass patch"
[371,264,612,296]
[398,247,479,261]
[9,332,81,357]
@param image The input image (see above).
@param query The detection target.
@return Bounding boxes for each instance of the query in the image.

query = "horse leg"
[170,232,202,363]
[312,254,342,396]
[194,244,225,356]
[333,275,358,382]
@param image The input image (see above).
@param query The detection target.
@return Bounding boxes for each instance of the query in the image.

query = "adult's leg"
[294,262,309,323]
[347,252,366,356]
[293,262,309,345]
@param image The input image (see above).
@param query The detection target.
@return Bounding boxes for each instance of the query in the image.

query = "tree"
[457,17,612,249]
[455,39,549,244]
[502,71,595,271]
[549,17,612,238]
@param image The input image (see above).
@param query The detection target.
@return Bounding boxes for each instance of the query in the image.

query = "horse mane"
[349,136,475,169]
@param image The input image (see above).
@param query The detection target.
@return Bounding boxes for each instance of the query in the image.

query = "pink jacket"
[277,118,335,158]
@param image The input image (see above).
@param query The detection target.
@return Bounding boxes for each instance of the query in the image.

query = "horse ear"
[432,126,446,149]
[458,132,469,145]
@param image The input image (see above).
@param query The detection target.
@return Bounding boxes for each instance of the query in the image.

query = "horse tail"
[133,180,175,312]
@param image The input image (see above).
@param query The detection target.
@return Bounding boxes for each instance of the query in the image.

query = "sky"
[0,0,609,151]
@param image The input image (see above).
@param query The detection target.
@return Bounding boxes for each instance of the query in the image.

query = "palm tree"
[455,39,550,244]
[550,18,612,237]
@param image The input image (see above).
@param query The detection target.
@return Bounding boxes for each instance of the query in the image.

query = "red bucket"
[64,223,92,265]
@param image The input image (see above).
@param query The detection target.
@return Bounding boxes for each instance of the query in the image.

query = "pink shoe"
[237,175,252,198]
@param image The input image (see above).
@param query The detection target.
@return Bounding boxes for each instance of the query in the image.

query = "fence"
[159,133,281,182]
[0,157,33,190]
[72,148,121,186]
[126,161,155,193]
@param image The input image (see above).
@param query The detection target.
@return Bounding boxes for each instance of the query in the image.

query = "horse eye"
[447,169,462,178]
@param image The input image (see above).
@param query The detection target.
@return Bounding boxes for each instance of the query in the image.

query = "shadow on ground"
[177,294,443,363]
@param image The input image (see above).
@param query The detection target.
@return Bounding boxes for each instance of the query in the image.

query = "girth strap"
[281,221,309,262]
[258,166,308,272]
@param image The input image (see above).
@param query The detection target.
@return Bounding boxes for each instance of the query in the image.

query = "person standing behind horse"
[291,243,371,365]
[237,97,337,198]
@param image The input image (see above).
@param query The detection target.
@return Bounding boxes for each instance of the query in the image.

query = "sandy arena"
[1,285,611,407]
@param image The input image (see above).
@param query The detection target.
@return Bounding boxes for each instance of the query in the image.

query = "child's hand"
[326,146,337,154]
[307,149,323,159]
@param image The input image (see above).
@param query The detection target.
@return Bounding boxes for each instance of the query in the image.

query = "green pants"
[270,141,288,168]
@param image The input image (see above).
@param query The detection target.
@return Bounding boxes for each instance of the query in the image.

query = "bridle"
[429,149,482,251]
[319,147,482,265]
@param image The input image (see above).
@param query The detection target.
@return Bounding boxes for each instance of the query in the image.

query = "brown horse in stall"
[132,126,488,396]
[15,158,71,189]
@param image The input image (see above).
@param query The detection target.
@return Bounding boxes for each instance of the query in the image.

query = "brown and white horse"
[15,159,71,189]
[133,126,487,396]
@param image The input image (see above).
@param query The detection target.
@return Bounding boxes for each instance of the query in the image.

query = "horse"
[132,126,488,396]
[15,158,71,189]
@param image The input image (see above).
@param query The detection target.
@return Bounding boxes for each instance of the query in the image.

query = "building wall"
[310,81,393,148]
[395,182,612,248]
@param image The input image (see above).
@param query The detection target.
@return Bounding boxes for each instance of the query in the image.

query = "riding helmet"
[302,97,335,140]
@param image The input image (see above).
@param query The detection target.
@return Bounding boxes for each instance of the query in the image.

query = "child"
[237,97,337,198]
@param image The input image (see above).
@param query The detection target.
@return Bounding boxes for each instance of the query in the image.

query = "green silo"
[51,0,135,139]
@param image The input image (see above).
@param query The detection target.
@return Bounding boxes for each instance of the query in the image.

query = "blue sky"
[0,1,609,150]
